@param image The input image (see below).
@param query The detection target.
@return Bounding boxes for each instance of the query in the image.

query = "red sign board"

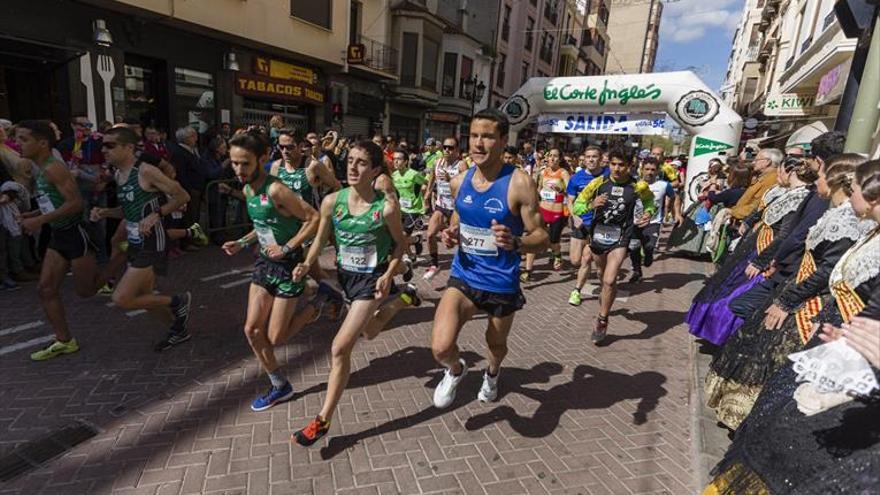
[347,44,366,65]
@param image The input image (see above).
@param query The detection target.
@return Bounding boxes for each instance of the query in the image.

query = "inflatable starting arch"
[500,71,743,209]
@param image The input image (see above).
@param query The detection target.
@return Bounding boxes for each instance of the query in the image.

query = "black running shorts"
[448,277,525,318]
[48,223,96,261]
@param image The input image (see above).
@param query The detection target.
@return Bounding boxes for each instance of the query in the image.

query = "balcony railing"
[745,46,759,61]
[356,34,398,76]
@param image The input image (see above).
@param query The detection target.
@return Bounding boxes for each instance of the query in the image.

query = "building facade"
[721,0,859,148]
[605,0,662,75]
[1,0,364,137]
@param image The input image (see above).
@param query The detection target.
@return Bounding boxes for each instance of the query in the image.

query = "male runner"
[270,129,340,207]
[290,140,420,446]
[628,158,682,283]
[391,149,428,262]
[572,148,656,344]
[567,146,609,306]
[220,130,324,412]
[89,127,194,351]
[431,109,548,408]
[422,137,468,281]
[16,121,104,360]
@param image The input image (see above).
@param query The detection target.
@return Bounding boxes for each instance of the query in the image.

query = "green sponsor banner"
[693,136,734,156]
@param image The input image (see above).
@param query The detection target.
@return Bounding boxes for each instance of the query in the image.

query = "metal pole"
[844,15,880,153]
[835,8,878,134]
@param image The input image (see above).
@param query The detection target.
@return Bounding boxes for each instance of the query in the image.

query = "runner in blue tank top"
[430,109,549,409]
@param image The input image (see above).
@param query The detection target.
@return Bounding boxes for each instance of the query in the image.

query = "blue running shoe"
[251,382,295,412]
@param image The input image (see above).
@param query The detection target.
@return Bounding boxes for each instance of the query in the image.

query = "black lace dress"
[703,202,864,430]
[704,228,880,494]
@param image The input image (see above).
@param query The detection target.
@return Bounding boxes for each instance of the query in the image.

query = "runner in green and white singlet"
[222,130,331,414]
[269,128,341,293]
[391,149,428,264]
[291,140,421,447]
[89,127,194,352]
[16,121,106,362]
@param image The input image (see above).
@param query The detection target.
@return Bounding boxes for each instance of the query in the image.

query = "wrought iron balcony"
[355,34,398,76]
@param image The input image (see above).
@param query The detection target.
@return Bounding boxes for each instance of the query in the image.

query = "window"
[496,54,506,87]
[174,68,214,132]
[290,0,332,29]
[522,61,530,84]
[422,37,439,90]
[442,52,458,97]
[595,33,605,55]
[502,5,511,42]
[400,32,418,86]
[525,17,535,51]
[598,1,609,25]
[349,1,361,44]
[459,56,473,99]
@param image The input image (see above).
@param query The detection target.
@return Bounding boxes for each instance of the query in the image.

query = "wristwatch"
[281,244,292,256]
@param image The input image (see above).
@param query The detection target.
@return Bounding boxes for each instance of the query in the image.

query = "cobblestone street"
[0,240,707,495]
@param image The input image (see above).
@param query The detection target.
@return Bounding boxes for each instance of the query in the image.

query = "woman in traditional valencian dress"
[703,159,880,495]
[687,157,812,346]
[704,155,871,429]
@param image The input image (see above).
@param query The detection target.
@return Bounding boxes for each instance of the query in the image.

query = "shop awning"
[786,121,829,149]
[0,34,85,71]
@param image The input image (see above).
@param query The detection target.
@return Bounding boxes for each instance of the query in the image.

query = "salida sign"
[537,113,666,135]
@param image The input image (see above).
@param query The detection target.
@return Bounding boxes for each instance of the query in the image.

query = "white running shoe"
[423,265,439,281]
[477,370,499,402]
[433,358,467,409]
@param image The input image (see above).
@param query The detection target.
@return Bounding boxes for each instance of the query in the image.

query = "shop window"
[124,64,158,127]
[174,67,214,133]
[442,52,458,97]
[401,32,418,86]
[290,0,332,29]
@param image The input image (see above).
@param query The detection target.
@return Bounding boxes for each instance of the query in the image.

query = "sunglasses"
[442,145,456,150]
[101,142,118,150]
[75,122,94,129]
[278,144,297,151]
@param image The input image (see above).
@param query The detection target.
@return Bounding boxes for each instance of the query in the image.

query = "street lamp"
[462,76,487,118]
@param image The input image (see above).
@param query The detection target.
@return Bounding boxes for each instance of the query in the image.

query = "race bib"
[36,194,55,215]
[592,224,622,247]
[459,223,498,256]
[255,226,277,248]
[611,186,624,197]
[400,197,413,209]
[339,245,378,273]
[540,189,557,202]
[126,222,142,243]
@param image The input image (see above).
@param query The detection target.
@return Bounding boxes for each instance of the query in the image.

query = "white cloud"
[659,0,744,45]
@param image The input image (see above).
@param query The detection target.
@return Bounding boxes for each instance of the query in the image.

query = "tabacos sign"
[543,79,662,106]
[693,136,734,157]
[537,113,666,135]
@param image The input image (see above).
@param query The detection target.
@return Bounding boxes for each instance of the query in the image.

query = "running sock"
[268,370,287,389]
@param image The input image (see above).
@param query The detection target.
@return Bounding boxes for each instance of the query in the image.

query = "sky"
[654,0,745,91]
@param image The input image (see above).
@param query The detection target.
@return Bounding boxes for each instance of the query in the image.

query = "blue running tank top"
[450,165,524,294]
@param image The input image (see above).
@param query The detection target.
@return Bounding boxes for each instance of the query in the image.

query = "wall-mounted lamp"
[93,19,113,47]
[224,52,240,71]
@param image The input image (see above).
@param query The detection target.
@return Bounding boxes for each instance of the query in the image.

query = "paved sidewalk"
[0,243,707,494]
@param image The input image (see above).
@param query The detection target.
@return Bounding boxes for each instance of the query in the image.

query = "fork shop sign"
[537,113,666,135]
